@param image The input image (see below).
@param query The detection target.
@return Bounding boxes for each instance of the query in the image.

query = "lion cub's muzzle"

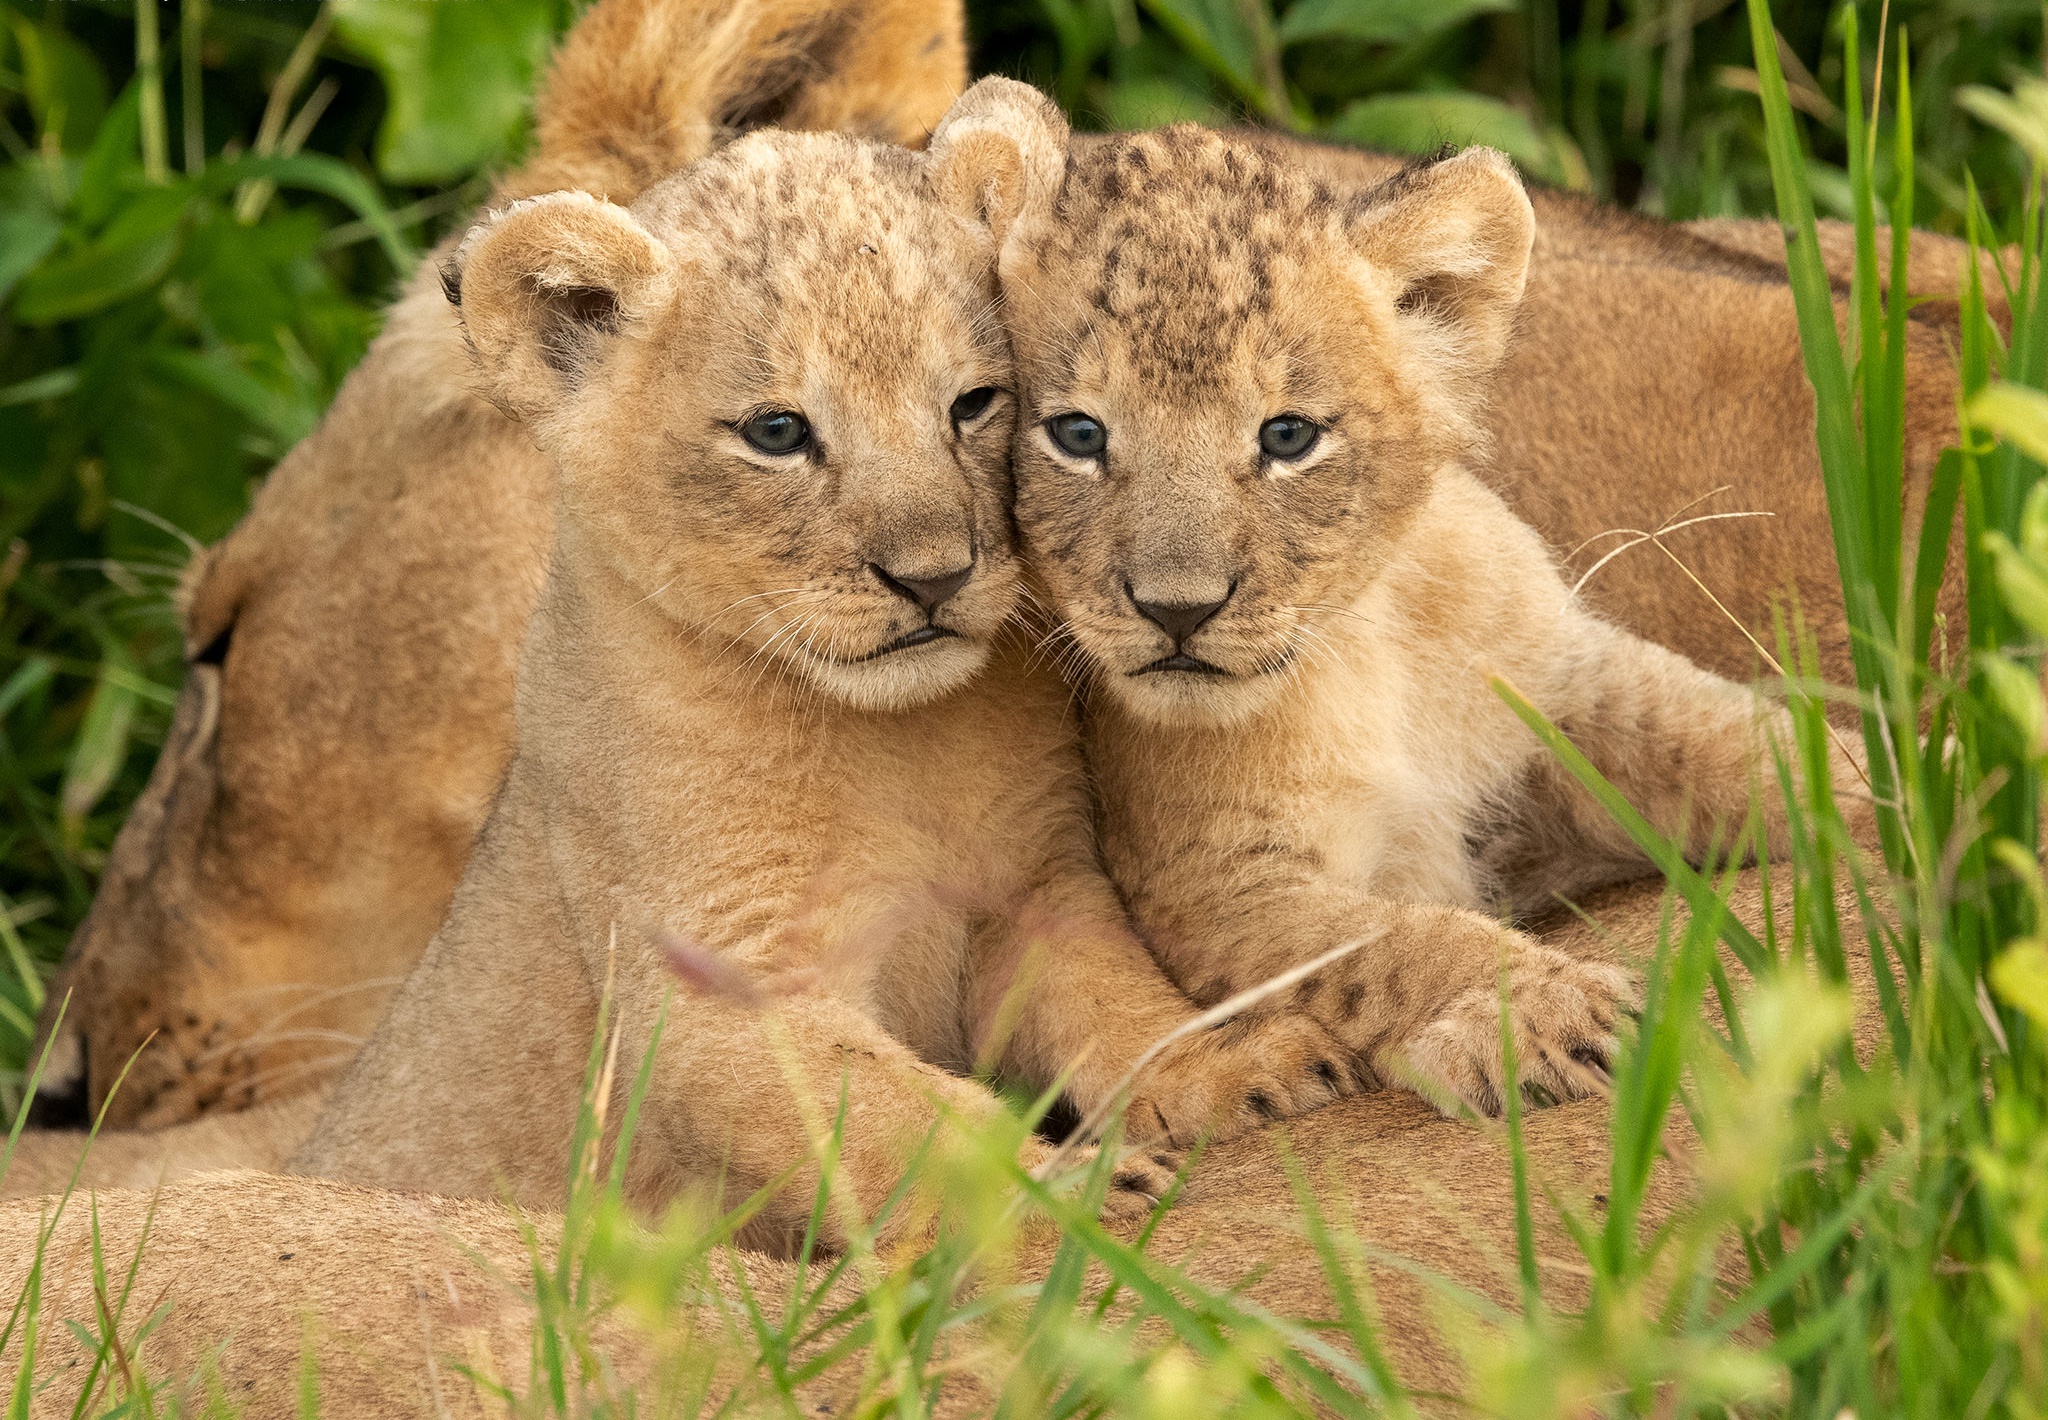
[1126,577,1237,677]
[856,554,976,661]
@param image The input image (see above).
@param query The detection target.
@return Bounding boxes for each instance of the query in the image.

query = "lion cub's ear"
[1346,147,1534,376]
[449,191,675,419]
[924,76,1068,253]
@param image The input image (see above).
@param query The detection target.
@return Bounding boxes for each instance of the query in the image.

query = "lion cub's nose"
[871,561,974,613]
[1128,581,1234,646]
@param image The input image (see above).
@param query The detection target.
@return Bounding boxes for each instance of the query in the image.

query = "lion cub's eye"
[740,410,811,456]
[1046,413,1108,459]
[950,387,999,426]
[1259,416,1321,462]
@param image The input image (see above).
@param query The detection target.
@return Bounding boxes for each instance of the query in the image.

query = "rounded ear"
[923,76,1068,251]
[1345,147,1534,374]
[447,191,674,419]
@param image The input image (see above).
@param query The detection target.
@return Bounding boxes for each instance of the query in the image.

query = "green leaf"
[0,208,62,308]
[1277,0,1508,48]
[1958,79,2048,173]
[2023,480,2048,564]
[1978,651,2046,754]
[1991,940,2048,1031]
[10,186,188,325]
[0,368,77,407]
[332,0,563,185]
[1985,529,2048,639]
[73,82,144,230]
[7,14,108,152]
[0,658,54,722]
[1136,0,1263,114]
[1971,382,2048,468]
[199,152,417,270]
[1098,74,1229,130]
[59,662,141,831]
[152,347,320,448]
[1323,92,1555,179]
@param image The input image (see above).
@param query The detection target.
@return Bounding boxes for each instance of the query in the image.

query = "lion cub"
[968,78,1812,1114]
[290,96,1356,1245]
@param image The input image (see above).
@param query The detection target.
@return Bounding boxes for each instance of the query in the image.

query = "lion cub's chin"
[797,633,995,712]
[1098,658,1292,731]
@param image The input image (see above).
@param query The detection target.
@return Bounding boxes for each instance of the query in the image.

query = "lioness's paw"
[1126,1013,1362,1147]
[1022,1139,1183,1224]
[1399,946,1636,1118]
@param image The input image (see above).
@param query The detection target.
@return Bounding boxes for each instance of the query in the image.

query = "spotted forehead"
[1036,128,1348,388]
[638,132,1001,368]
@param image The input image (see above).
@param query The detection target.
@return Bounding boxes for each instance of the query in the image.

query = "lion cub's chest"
[1282,655,1521,909]
[637,657,1079,1044]
[1268,479,1585,906]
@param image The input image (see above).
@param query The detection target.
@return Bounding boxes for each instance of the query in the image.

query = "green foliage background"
[0,0,2041,1073]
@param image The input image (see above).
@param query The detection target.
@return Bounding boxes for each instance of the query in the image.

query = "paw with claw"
[1123,1011,1365,1147]
[1022,1138,1184,1224]
[1396,942,1636,1117]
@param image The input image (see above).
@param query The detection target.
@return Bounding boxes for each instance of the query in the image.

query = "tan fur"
[1,1095,322,1200]
[32,66,1974,1135]
[2,864,1887,1413]
[286,109,1361,1246]
[986,93,1855,1115]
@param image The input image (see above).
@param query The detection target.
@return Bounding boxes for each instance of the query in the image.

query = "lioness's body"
[7,858,1893,1414]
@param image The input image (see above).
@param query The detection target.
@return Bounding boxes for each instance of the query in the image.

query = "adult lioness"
[973,80,1849,1111]
[288,106,1370,1241]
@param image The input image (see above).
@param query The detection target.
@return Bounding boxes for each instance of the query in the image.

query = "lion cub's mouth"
[852,625,960,663]
[1135,652,1230,677]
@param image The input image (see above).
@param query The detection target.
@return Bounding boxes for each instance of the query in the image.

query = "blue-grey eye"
[1259,416,1320,461]
[951,387,999,425]
[741,410,810,455]
[1047,413,1107,458]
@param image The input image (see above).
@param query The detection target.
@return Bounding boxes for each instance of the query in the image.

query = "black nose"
[871,561,974,613]
[1128,583,1233,646]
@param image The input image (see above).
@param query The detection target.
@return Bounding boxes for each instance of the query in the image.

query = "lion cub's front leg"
[968,860,1361,1148]
[1136,874,1636,1118]
[620,980,1186,1250]
[1478,621,1873,917]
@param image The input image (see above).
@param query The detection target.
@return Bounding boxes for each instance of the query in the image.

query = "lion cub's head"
[973,91,1534,727]
[449,101,1060,710]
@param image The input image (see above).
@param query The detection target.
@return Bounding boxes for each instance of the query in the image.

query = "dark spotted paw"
[1125,1011,1364,1147]
[1398,945,1637,1117]
[1024,1139,1184,1223]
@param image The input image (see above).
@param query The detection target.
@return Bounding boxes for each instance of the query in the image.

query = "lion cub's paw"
[1400,945,1637,1118]
[1022,1139,1183,1224]
[1126,1012,1362,1147]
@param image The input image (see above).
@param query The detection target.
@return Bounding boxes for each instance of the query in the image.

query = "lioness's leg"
[965,858,1358,1149]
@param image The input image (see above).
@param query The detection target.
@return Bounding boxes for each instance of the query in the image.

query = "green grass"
[4,0,2048,1413]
